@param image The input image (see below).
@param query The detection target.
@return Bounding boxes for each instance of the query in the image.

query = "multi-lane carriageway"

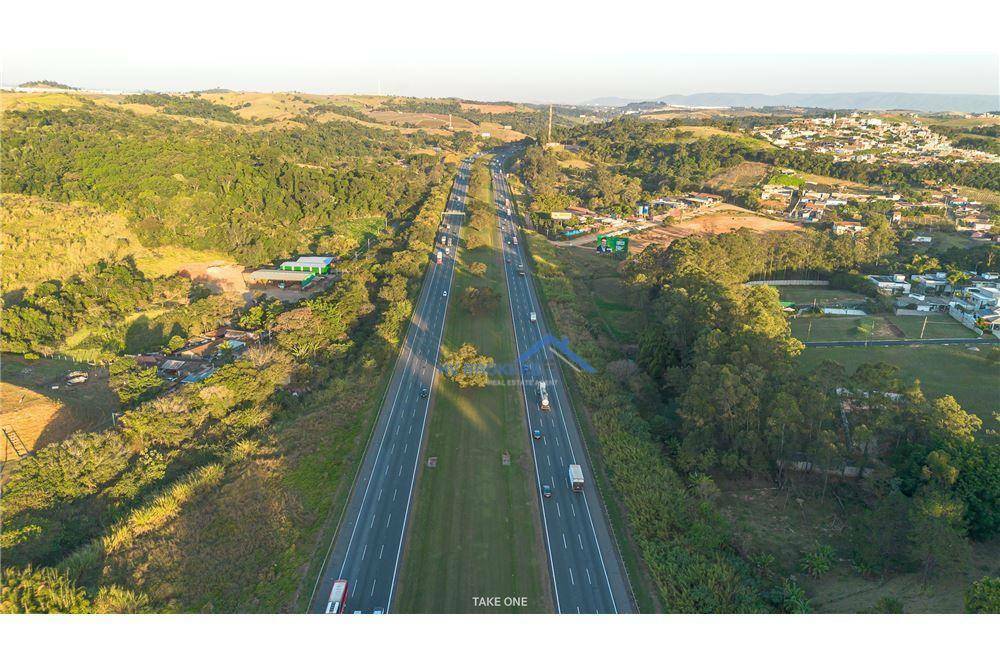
[490,148,634,613]
[310,159,472,614]
[311,150,633,613]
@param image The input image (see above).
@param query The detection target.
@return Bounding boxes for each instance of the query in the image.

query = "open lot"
[0,354,118,459]
[707,161,770,190]
[629,205,802,252]
[799,344,998,427]
[396,165,549,613]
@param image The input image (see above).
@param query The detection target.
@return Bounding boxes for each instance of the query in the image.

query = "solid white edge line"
[496,155,563,614]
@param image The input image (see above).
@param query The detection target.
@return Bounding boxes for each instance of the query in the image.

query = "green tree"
[965,576,1000,613]
[109,356,164,406]
[442,343,493,388]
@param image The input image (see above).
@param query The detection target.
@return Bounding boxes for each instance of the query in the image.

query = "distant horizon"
[4,2,998,105]
[5,80,998,111]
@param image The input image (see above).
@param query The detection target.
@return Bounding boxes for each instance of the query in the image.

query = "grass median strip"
[396,160,550,613]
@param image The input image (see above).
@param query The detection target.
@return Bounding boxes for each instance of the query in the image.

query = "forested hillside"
[3,99,453,265]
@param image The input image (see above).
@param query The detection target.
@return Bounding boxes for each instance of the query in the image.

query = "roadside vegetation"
[0,172,456,612]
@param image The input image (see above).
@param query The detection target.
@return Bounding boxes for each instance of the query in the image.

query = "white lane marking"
[371,579,377,596]
[569,568,575,586]
[408,424,413,435]
[579,534,584,550]
[556,502,561,518]
[379,544,385,560]
[586,568,592,584]
[559,456,564,467]
[393,488,397,501]
[361,544,367,561]
[547,455,551,467]
[571,504,576,517]
[334,266,431,581]
[497,163,561,614]
[377,488,383,501]
[398,465,403,478]
[562,533,568,549]
[386,513,392,528]
[385,188,464,611]
[370,514,376,528]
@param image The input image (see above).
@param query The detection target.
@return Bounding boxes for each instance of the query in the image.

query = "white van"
[529,312,537,323]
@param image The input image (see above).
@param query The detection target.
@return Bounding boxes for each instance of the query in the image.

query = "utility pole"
[920,315,928,339]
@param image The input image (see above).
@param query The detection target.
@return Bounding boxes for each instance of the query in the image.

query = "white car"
[443,291,448,297]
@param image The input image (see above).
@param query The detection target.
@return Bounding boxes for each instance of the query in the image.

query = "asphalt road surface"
[490,148,635,613]
[310,159,473,614]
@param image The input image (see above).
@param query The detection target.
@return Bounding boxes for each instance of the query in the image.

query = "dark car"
[506,258,511,263]
[541,484,552,498]
[420,387,429,398]
[533,429,542,440]
[521,363,530,373]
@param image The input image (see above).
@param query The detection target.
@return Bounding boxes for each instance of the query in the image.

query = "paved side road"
[309,160,473,614]
[491,147,635,613]
[805,337,998,348]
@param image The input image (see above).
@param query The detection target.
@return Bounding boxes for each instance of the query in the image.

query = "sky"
[4,1,998,104]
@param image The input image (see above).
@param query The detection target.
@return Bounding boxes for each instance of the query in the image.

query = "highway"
[310,158,472,614]
[489,147,635,613]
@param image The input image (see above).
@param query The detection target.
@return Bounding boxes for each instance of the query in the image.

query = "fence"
[744,279,830,286]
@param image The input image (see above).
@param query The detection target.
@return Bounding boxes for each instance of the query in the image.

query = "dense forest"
[3,101,452,264]
[629,231,998,572]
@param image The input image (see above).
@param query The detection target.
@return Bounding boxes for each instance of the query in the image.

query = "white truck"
[436,251,443,265]
[538,381,550,411]
[568,464,584,492]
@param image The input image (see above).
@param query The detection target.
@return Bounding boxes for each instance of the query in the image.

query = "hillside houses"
[756,114,1000,166]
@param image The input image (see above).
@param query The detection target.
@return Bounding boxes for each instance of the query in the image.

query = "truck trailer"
[538,381,550,411]
[436,251,443,265]
[568,465,584,492]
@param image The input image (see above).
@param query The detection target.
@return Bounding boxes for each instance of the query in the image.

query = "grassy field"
[396,162,550,613]
[790,313,979,343]
[707,161,770,190]
[0,354,119,459]
[799,345,998,427]
[777,286,867,306]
